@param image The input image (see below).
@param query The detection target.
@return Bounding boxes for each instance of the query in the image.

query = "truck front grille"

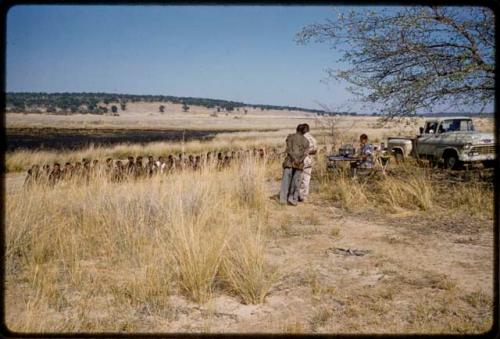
[471,145,495,155]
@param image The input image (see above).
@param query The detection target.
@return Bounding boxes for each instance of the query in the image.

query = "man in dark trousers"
[279,124,310,206]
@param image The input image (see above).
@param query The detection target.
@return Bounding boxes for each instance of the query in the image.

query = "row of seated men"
[24,147,280,187]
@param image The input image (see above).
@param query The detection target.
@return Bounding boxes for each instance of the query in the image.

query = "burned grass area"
[6,127,240,151]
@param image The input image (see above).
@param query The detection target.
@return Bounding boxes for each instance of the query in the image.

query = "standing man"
[299,123,317,202]
[279,124,310,206]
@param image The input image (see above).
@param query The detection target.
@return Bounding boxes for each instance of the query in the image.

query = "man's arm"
[285,135,293,157]
[309,136,318,155]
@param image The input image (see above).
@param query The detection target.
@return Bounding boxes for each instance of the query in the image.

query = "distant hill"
[5,92,327,115]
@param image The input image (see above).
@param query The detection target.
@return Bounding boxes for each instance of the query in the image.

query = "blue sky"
[7,5,346,110]
[6,5,494,112]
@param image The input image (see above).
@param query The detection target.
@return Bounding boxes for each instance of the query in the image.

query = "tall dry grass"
[316,159,493,218]
[374,170,433,212]
[446,181,494,219]
[5,137,284,173]
[221,225,277,304]
[6,157,274,332]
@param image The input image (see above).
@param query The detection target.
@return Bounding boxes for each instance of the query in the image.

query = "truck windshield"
[438,119,474,133]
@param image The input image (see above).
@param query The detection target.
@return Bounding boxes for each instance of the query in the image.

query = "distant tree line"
[5,92,327,115]
[15,92,481,117]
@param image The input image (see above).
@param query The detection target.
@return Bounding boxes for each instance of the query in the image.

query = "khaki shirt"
[282,133,310,169]
[358,143,374,169]
[303,132,317,168]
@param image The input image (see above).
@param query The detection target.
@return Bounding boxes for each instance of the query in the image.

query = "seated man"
[23,167,34,188]
[156,156,167,174]
[351,134,374,176]
[105,158,114,176]
[48,162,62,186]
[113,160,125,182]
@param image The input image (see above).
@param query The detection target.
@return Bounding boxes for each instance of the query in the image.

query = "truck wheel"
[444,153,460,170]
[394,150,404,163]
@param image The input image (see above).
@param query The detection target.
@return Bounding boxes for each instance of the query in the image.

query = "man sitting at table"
[351,134,374,175]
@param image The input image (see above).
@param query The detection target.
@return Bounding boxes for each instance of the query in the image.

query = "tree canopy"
[296,6,494,117]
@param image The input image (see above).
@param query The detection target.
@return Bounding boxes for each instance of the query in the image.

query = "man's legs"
[287,168,303,206]
[279,167,293,204]
[299,166,312,201]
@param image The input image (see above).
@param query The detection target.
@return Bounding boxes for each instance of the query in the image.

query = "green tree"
[296,6,494,117]
[111,105,118,113]
[182,102,189,112]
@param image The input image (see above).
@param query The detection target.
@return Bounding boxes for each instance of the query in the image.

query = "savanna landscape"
[4,4,496,336]
[4,103,495,334]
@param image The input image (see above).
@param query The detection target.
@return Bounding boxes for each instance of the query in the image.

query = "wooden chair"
[373,151,391,175]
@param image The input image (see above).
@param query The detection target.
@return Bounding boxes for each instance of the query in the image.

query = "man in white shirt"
[299,124,318,202]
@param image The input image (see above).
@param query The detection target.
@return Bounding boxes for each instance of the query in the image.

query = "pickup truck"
[387,117,495,169]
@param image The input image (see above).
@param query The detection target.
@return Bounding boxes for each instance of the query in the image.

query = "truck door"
[417,121,438,157]
[428,121,449,157]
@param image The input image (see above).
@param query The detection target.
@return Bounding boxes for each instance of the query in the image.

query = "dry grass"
[5,138,283,173]
[281,319,306,333]
[5,158,275,331]
[221,230,278,304]
[5,118,494,333]
[316,162,492,220]
[374,171,433,211]
[447,181,494,218]
[329,227,341,237]
[318,168,369,211]
[310,307,333,331]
